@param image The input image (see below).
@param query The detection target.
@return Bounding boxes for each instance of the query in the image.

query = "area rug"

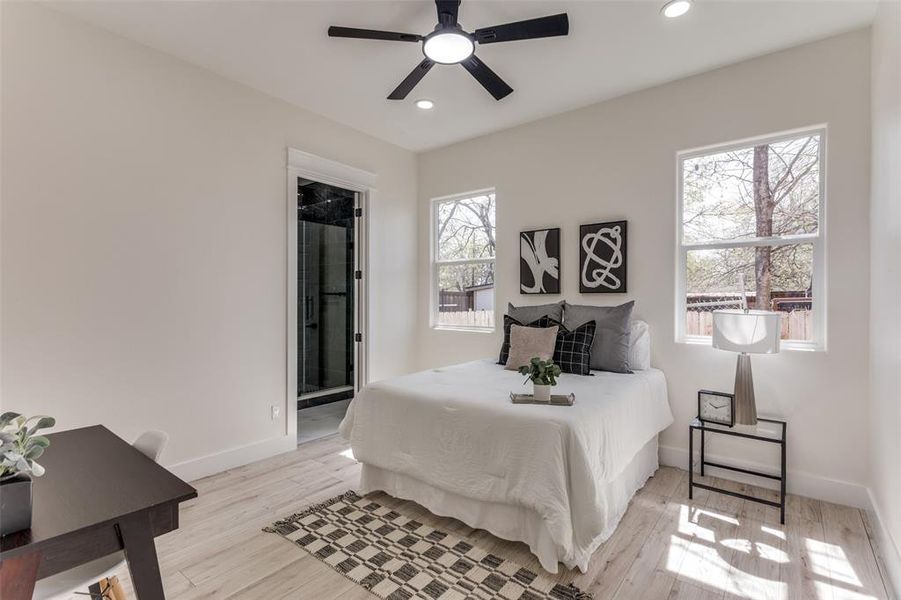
[264,491,592,600]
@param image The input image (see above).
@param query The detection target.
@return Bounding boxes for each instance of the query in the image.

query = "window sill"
[677,335,825,352]
[432,326,496,334]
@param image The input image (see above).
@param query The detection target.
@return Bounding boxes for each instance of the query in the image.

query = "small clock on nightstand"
[698,390,735,427]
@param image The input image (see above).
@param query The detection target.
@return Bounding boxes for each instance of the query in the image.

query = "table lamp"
[712,309,781,425]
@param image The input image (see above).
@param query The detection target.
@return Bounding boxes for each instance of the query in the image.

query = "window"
[676,128,825,348]
[432,191,496,330]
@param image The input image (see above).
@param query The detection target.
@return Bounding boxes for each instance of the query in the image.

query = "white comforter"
[339,360,673,570]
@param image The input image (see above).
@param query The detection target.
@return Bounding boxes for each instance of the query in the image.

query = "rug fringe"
[263,490,359,533]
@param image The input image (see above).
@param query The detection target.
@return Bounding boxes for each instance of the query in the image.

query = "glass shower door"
[297,178,358,408]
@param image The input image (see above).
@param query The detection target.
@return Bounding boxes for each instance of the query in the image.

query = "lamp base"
[734,353,757,426]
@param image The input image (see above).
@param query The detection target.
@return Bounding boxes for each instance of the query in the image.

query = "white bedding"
[339,359,673,572]
[357,437,659,573]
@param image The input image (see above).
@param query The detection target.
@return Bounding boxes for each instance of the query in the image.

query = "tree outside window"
[433,192,496,329]
[679,131,824,344]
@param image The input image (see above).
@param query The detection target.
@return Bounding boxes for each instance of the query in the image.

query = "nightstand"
[688,417,787,524]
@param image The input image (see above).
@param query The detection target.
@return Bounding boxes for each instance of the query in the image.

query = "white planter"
[532,383,552,402]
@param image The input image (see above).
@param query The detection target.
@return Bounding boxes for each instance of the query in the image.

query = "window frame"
[674,126,827,351]
[430,188,497,333]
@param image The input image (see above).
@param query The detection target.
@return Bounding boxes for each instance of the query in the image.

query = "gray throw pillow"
[507,301,564,324]
[562,301,635,373]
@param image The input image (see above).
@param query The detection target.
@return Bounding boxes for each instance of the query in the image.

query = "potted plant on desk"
[0,412,55,536]
[519,357,562,402]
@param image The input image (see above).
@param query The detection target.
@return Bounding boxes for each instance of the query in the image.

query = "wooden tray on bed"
[510,392,575,406]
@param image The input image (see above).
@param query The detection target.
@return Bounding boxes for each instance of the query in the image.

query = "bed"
[338,359,673,574]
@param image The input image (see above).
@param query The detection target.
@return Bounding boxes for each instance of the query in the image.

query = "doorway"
[295,177,364,444]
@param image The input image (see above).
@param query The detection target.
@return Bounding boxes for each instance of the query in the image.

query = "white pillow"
[628,320,651,371]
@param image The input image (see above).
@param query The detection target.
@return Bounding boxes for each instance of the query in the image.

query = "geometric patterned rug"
[264,491,592,600]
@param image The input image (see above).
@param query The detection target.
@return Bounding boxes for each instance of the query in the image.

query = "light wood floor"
[54,434,894,600]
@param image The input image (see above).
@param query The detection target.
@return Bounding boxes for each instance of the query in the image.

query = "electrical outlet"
[270,405,281,421]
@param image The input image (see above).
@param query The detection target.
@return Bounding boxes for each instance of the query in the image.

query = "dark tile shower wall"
[297,180,355,407]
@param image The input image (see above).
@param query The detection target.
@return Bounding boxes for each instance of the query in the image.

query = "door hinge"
[354,270,362,280]
[354,207,363,218]
[354,333,362,343]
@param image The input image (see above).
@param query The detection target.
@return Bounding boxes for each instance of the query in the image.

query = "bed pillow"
[504,324,559,371]
[562,301,635,373]
[549,319,596,376]
[629,320,651,371]
[507,301,564,324]
[498,314,555,365]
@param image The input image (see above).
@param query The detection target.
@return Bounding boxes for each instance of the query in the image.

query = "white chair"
[131,431,168,463]
[33,431,169,600]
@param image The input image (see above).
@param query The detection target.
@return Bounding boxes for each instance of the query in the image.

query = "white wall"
[869,1,901,593]
[418,31,872,506]
[0,2,418,475]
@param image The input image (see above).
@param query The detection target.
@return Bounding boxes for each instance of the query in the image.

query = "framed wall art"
[520,228,560,294]
[579,220,627,293]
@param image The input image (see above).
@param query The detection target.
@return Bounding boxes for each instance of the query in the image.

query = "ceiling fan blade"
[460,55,513,100]
[474,13,569,44]
[328,26,421,43]
[387,59,435,100]
[435,0,461,27]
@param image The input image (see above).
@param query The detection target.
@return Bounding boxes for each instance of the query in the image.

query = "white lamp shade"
[712,310,781,354]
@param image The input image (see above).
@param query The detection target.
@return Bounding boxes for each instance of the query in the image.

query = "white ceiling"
[49,0,877,151]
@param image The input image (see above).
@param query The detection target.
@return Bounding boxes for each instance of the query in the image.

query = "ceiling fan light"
[423,31,474,64]
[661,0,692,18]
[415,99,435,110]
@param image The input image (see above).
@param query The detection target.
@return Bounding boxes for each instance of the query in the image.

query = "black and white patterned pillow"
[497,314,554,365]
[548,318,596,376]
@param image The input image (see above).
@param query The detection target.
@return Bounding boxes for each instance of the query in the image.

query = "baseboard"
[866,488,901,599]
[658,444,870,509]
[167,434,297,482]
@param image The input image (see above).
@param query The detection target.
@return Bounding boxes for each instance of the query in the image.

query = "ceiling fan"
[328,1,569,101]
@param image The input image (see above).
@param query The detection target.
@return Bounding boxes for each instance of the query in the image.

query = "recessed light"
[661,0,692,18]
[415,99,435,110]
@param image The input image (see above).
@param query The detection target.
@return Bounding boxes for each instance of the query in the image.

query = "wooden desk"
[0,425,197,599]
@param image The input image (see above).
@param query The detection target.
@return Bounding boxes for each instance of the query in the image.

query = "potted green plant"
[0,412,55,536]
[519,357,562,402]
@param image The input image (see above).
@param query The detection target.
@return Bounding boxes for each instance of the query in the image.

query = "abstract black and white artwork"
[579,220,627,293]
[520,228,560,294]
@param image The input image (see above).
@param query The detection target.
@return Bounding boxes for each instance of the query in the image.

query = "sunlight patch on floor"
[806,538,863,588]
[665,532,691,574]
[339,447,355,460]
[721,536,789,564]
[667,530,788,599]
[661,501,885,600]
[675,504,739,540]
[761,524,786,540]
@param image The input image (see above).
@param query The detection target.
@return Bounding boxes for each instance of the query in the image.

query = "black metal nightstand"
[689,417,787,524]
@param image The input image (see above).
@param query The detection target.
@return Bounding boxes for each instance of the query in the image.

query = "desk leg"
[0,550,41,600]
[688,428,694,500]
[118,512,165,600]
